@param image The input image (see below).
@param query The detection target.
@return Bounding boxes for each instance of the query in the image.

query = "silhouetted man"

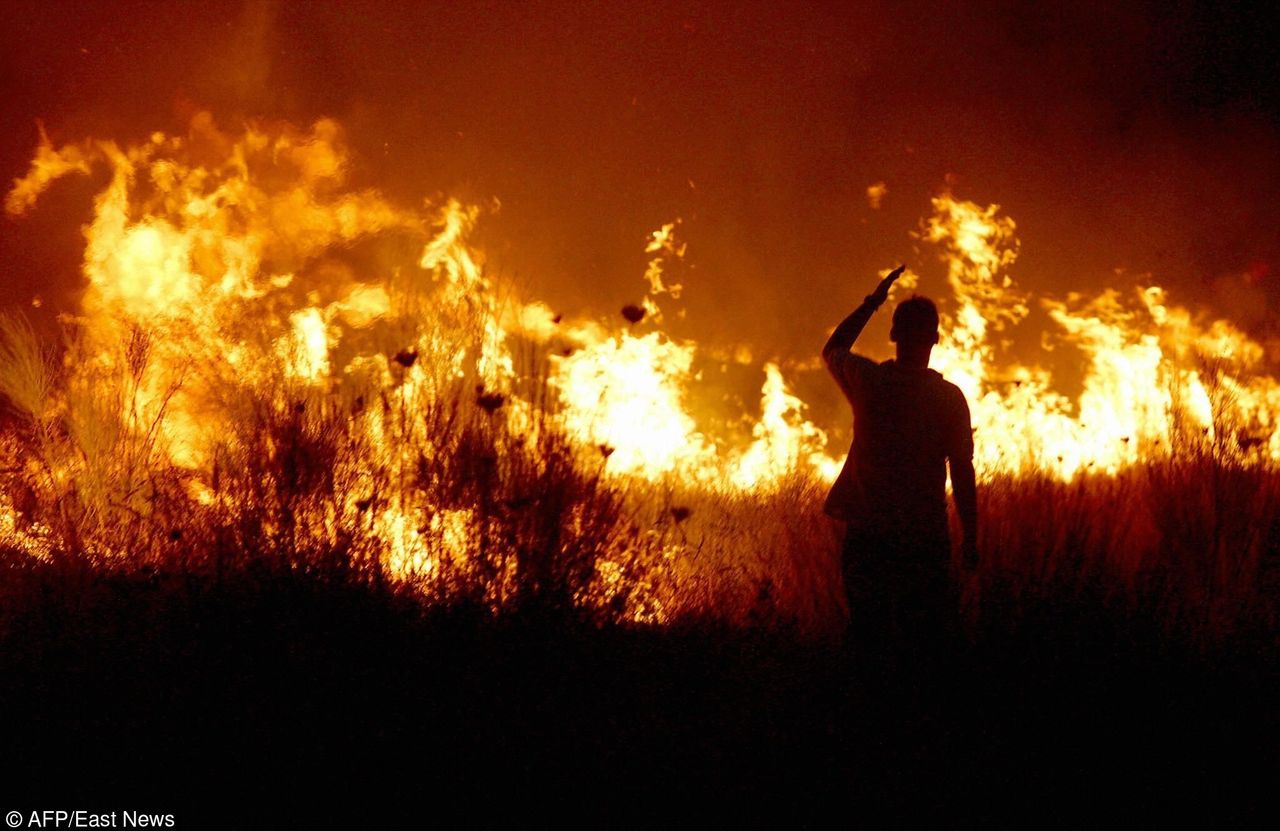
[823,266,977,673]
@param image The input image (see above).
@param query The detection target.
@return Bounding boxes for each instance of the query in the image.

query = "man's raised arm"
[822,265,906,365]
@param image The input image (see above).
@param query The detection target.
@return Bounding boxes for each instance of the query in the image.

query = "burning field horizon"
[2,4,1279,815]
[0,111,1276,639]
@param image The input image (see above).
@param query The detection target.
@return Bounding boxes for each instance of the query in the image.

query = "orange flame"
[4,113,1279,591]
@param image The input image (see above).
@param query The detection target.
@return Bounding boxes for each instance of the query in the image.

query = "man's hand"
[868,264,906,306]
[825,264,909,361]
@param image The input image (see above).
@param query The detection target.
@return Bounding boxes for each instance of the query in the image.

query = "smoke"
[207,0,277,109]
[3,0,1279,365]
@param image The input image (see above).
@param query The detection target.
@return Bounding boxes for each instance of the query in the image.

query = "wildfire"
[3,112,1279,595]
[925,194,1280,478]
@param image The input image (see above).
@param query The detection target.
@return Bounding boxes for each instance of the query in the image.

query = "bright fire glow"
[3,113,1279,595]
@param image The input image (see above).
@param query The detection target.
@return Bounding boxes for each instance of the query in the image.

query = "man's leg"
[890,539,961,765]
[842,529,898,679]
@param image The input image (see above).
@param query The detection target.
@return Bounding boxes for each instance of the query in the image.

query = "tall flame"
[4,113,1279,599]
[925,193,1279,478]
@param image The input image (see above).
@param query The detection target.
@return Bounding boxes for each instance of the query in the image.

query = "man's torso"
[825,356,967,543]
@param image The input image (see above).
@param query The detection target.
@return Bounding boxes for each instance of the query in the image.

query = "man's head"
[890,295,940,347]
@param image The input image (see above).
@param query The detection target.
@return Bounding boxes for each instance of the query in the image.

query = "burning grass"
[1,116,1277,815]
[0,113,1277,644]
[0,447,1273,816]
[0,301,1275,645]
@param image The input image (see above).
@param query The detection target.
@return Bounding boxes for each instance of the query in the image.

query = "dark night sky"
[3,0,1279,365]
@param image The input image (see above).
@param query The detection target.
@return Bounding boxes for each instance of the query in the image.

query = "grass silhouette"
[0,311,1274,820]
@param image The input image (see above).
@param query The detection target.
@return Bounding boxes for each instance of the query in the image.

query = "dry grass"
[0,311,1275,821]
[0,311,1274,649]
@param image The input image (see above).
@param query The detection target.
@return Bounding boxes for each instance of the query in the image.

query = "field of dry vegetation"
[1,308,1275,643]
[1,119,1275,819]
[0,312,1274,819]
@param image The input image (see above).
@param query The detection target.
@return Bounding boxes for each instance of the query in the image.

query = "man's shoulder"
[933,375,972,417]
[934,373,964,395]
[884,361,951,385]
[917,369,969,404]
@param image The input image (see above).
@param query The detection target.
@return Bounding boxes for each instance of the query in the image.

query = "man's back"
[824,351,972,544]
[822,274,979,731]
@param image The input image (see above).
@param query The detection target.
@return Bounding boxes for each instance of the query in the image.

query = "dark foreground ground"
[2,558,1275,826]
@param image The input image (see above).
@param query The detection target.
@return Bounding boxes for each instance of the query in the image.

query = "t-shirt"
[824,348,974,543]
